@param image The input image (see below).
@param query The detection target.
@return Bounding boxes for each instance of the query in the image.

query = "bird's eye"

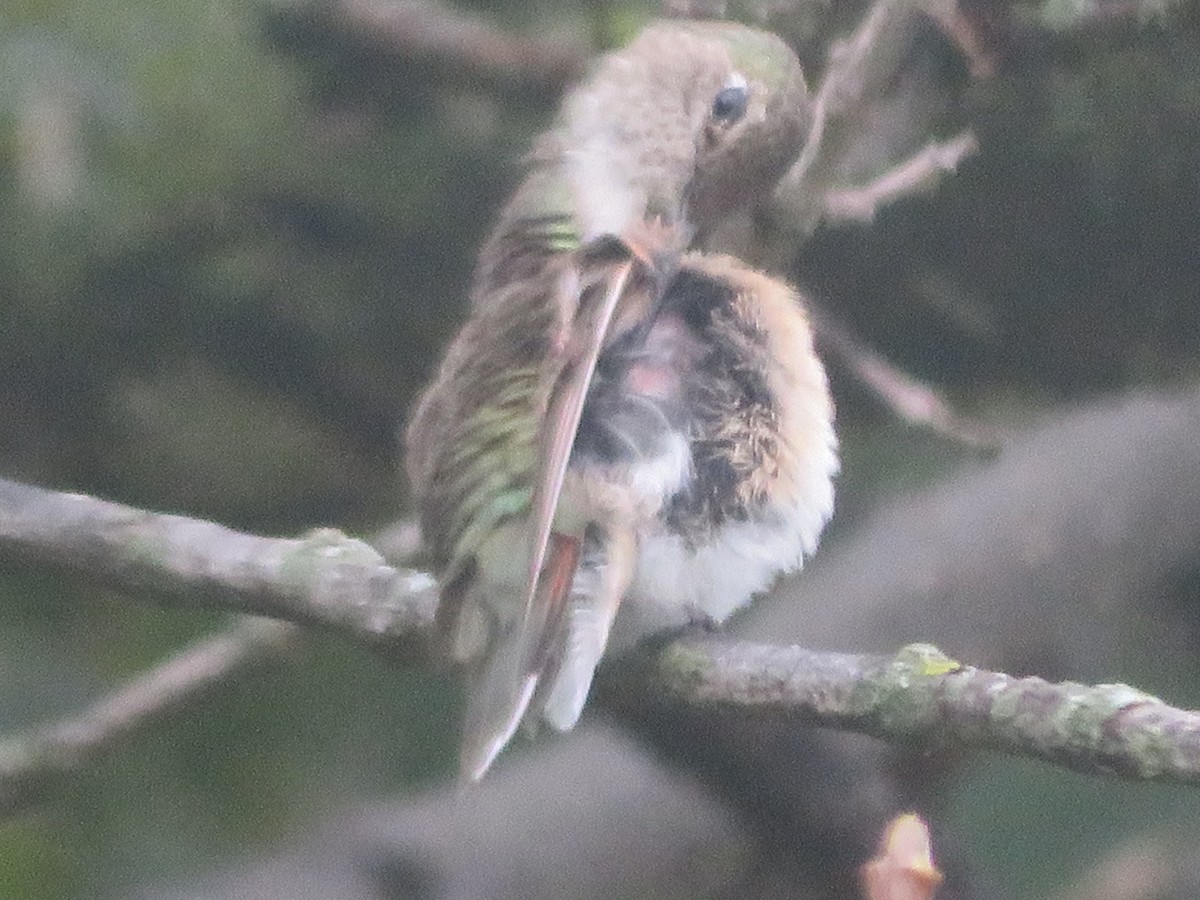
[711,74,749,124]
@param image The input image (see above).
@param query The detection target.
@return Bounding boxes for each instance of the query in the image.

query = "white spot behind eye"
[724,71,748,92]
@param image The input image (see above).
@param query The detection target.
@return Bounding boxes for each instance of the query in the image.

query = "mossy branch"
[2,475,1200,818]
[622,641,1200,785]
[0,477,438,654]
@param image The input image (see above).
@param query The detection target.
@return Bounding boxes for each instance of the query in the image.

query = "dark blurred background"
[1,0,1199,897]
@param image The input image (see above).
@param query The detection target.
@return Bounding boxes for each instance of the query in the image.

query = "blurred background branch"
[317,0,587,90]
[0,618,299,817]
[808,304,996,448]
[822,130,980,224]
[771,0,939,232]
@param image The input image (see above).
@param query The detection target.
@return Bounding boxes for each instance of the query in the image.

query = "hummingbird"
[405,20,836,781]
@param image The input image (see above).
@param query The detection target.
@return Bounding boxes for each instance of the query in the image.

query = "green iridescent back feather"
[406,232,568,578]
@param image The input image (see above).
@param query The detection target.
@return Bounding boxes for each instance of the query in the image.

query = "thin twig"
[823,131,980,224]
[775,0,936,228]
[754,3,988,446]
[0,617,299,816]
[810,308,997,448]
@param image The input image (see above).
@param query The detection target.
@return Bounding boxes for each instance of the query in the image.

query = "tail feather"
[458,532,582,781]
[459,630,541,781]
[540,525,635,731]
[539,600,614,731]
[459,525,636,778]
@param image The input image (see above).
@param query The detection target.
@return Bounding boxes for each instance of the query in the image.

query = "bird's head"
[555,20,809,245]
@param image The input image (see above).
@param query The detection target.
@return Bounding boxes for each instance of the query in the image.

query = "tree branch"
[774,0,938,230]
[324,0,586,91]
[822,131,980,224]
[617,641,1200,786]
[810,306,996,448]
[3,475,1200,804]
[748,2,991,451]
[0,617,299,816]
[0,478,438,654]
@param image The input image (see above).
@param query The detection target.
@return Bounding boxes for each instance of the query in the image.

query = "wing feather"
[519,259,635,669]
[409,220,683,780]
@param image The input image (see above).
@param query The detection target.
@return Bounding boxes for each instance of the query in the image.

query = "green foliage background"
[1,0,1199,897]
